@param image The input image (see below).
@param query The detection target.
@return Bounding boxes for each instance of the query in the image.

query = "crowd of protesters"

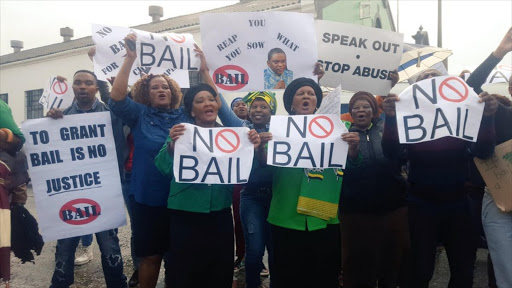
[1,19,511,288]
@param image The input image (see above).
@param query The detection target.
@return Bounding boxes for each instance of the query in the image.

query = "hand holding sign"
[46,108,64,119]
[169,124,187,152]
[248,129,261,149]
[124,33,137,59]
[341,132,360,159]
[479,92,498,117]
[382,93,400,117]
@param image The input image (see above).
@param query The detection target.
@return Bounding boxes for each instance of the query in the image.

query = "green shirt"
[154,136,233,213]
[268,167,343,231]
[0,100,25,144]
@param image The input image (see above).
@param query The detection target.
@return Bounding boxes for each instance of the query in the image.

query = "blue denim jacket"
[109,96,192,207]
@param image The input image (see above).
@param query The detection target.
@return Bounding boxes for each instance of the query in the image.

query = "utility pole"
[438,0,448,69]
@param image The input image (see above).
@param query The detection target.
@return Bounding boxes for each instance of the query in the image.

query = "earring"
[191,112,195,117]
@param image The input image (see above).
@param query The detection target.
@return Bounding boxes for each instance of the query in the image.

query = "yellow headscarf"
[242,91,277,115]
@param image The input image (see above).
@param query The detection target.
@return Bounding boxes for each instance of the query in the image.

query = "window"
[0,93,7,104]
[26,89,44,119]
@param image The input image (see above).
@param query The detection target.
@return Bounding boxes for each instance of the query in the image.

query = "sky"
[1,0,511,75]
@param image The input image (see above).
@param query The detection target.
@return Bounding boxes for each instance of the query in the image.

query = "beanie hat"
[184,83,217,117]
[283,77,322,114]
[348,91,378,118]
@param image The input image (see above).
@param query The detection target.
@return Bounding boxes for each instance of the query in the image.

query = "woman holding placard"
[109,34,211,288]
[217,91,276,288]
[258,77,360,288]
[339,91,409,288]
[154,82,260,288]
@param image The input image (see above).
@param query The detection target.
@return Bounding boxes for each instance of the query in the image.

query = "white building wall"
[0,47,92,124]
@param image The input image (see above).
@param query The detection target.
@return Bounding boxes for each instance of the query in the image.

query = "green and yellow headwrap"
[243,91,277,115]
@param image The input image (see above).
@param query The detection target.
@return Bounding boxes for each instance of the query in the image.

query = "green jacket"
[0,100,25,144]
[268,166,343,231]
[154,136,233,213]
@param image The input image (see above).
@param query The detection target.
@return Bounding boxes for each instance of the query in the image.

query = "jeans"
[240,188,273,288]
[482,191,512,288]
[121,172,139,269]
[50,229,127,288]
[80,234,93,247]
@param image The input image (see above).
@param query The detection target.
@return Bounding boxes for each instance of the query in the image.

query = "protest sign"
[173,123,254,184]
[317,85,342,115]
[474,139,512,212]
[91,24,196,87]
[39,76,75,110]
[396,76,484,144]
[463,64,512,85]
[267,115,349,169]
[316,20,403,95]
[200,12,318,92]
[21,112,126,241]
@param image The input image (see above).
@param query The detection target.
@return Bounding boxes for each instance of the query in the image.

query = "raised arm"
[466,27,512,94]
[111,34,137,102]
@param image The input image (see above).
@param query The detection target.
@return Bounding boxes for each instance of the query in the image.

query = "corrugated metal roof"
[0,0,299,65]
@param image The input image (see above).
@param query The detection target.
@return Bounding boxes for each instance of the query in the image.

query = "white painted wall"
[0,48,92,124]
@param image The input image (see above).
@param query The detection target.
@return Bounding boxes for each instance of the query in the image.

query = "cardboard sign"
[39,76,75,110]
[173,123,254,184]
[200,12,318,92]
[396,76,484,144]
[91,24,195,87]
[21,112,126,241]
[474,139,512,212]
[267,115,349,169]
[316,20,403,95]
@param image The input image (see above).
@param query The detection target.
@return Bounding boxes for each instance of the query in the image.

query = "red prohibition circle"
[213,65,249,91]
[438,77,469,103]
[52,81,68,95]
[498,64,512,71]
[308,116,334,139]
[59,198,102,225]
[215,129,241,153]
[169,34,186,43]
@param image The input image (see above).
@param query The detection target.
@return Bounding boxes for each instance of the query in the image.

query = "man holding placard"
[381,69,497,288]
[46,70,127,288]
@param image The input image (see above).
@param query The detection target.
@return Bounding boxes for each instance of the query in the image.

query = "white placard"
[173,123,253,184]
[200,12,318,92]
[39,76,75,110]
[316,20,403,95]
[396,76,485,144]
[21,112,126,241]
[317,85,342,115]
[91,24,194,87]
[267,115,349,169]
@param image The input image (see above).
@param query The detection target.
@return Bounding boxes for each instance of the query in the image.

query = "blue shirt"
[109,96,192,207]
[264,67,293,89]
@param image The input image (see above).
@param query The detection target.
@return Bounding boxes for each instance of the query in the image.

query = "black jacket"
[341,118,407,214]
